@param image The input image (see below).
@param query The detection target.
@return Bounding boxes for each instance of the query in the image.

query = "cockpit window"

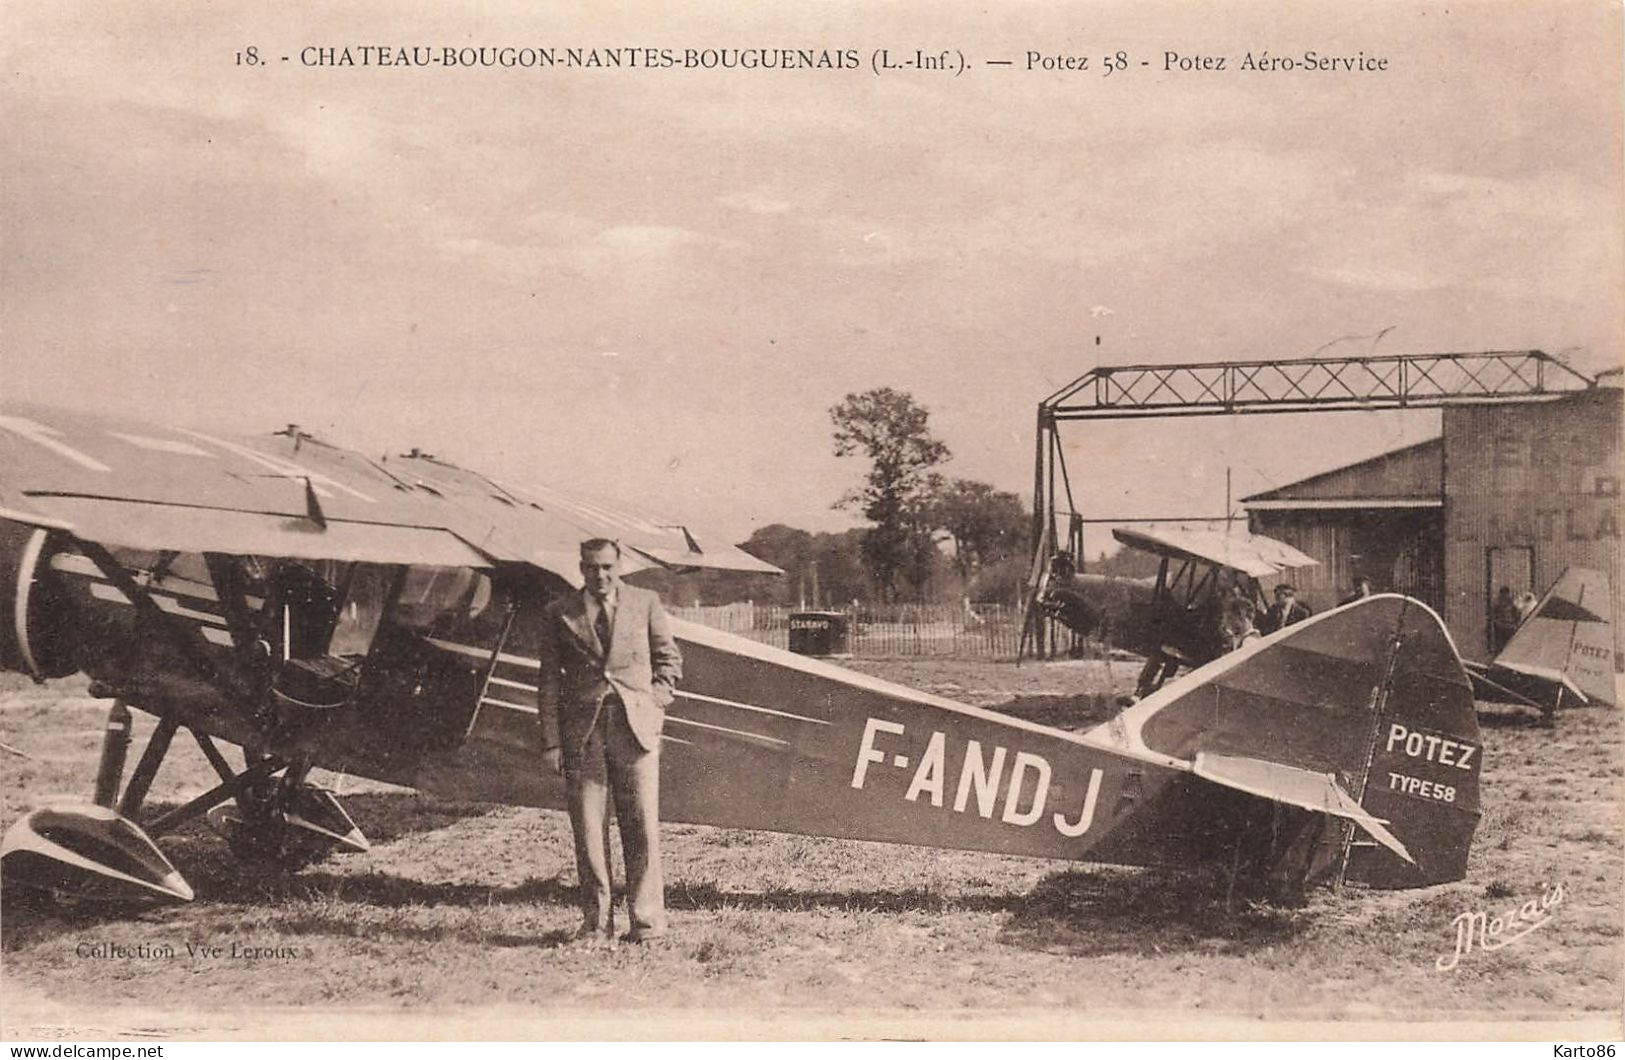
[329,565,395,656]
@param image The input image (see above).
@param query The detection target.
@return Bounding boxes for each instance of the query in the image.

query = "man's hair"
[579,538,621,559]
[1222,595,1255,627]
[1275,584,1296,595]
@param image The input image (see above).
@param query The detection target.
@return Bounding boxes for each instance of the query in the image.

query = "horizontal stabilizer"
[1193,752,1414,865]
[1491,661,1585,702]
[1463,660,1549,710]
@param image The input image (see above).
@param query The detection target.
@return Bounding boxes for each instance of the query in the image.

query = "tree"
[1091,545,1161,579]
[739,524,814,573]
[929,478,1028,580]
[830,388,950,601]
[722,524,875,607]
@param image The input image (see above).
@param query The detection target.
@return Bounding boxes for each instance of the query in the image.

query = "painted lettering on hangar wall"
[1440,390,1622,662]
[1445,398,1621,544]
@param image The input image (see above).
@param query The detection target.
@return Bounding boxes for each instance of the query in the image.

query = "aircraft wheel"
[208,777,330,872]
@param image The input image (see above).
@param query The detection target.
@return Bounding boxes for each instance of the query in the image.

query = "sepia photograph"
[1,0,1620,1044]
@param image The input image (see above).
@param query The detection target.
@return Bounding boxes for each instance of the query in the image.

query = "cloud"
[719,189,793,215]
[1299,167,1621,301]
[594,224,709,258]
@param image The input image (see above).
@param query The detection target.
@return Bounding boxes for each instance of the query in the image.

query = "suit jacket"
[1264,600,1312,633]
[537,584,683,754]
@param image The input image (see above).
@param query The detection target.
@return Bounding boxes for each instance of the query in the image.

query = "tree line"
[639,387,1167,608]
[647,388,1032,608]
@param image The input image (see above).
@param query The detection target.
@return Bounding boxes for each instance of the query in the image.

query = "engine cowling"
[0,519,78,680]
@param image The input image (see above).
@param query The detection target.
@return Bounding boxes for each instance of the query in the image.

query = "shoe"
[621,928,668,944]
[572,924,616,946]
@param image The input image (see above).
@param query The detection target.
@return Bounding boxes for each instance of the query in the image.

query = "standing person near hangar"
[1264,584,1312,634]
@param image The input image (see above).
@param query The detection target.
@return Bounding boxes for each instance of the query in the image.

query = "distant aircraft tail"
[1477,567,1616,709]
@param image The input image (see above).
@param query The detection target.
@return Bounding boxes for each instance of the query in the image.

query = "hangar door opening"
[1485,545,1534,653]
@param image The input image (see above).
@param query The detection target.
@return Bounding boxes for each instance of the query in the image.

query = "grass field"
[1,660,1620,1040]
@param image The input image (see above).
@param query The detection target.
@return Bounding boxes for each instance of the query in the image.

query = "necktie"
[595,602,611,653]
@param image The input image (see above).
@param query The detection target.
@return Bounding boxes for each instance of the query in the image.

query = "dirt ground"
[1,661,1620,1040]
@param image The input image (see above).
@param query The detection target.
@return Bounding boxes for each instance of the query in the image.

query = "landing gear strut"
[1,695,367,905]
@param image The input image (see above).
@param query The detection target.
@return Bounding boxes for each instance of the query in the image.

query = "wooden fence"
[670,602,1026,658]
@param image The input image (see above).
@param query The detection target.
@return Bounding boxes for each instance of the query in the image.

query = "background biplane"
[1028,524,1318,697]
[1,403,1483,909]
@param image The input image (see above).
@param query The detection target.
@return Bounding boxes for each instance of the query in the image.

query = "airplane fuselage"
[25,534,1205,867]
[4,521,1484,893]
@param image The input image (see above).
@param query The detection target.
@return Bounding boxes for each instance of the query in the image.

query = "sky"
[4,0,1621,547]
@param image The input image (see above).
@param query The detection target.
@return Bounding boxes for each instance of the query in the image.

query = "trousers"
[562,696,665,937]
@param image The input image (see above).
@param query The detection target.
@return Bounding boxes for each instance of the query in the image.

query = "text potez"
[851,719,1105,838]
[1385,722,1477,770]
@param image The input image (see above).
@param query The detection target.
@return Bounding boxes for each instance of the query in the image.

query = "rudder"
[1344,598,1482,888]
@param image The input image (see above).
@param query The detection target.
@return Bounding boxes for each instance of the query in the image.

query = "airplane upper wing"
[1111,524,1318,577]
[0,402,780,581]
[390,455,781,578]
[0,403,493,567]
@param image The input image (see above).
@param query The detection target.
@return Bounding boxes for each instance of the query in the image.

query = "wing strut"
[77,539,243,698]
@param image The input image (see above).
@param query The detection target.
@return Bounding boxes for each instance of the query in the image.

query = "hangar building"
[1244,380,1621,663]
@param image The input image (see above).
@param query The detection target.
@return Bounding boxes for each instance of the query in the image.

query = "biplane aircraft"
[2,402,1483,910]
[1034,521,1615,722]
[1464,566,1617,718]
[1033,524,1318,697]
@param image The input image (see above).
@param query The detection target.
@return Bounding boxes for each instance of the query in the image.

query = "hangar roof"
[1242,438,1443,511]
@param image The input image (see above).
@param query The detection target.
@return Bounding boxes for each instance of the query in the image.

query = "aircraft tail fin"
[1339,597,1483,888]
[1128,595,1481,888]
[1488,566,1616,709]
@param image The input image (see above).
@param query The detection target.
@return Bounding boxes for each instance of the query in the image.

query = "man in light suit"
[538,539,683,943]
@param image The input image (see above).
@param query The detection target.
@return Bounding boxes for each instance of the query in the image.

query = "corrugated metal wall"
[1246,515,1340,608]
[1442,388,1622,663]
[1248,510,1443,615]
[1247,440,1442,503]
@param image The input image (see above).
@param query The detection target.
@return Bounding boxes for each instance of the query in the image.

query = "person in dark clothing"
[1490,586,1520,652]
[1263,584,1312,633]
[1339,575,1373,607]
